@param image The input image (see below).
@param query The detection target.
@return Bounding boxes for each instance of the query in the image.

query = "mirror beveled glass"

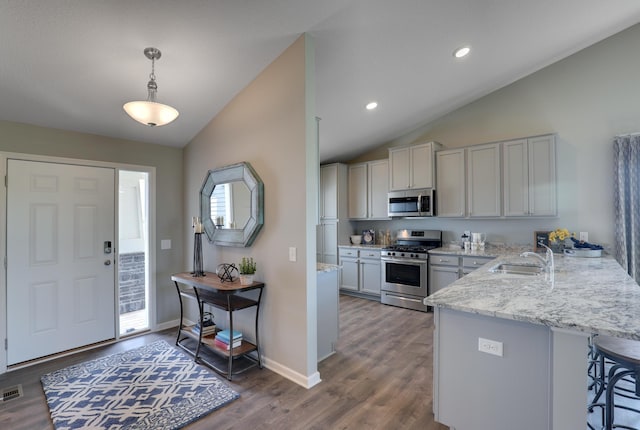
[200,162,264,247]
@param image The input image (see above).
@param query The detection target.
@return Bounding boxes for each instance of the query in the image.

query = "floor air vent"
[1,384,23,402]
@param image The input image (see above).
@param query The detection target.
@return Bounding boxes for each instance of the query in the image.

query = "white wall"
[351,23,640,249]
[183,35,319,385]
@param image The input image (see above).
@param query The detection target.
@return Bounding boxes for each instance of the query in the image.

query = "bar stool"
[592,335,640,430]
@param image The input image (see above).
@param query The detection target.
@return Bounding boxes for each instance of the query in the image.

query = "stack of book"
[192,319,216,337]
[214,329,242,350]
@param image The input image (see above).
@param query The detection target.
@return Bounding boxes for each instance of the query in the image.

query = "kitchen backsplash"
[349,218,576,248]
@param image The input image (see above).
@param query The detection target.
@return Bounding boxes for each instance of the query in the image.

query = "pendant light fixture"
[123,47,179,127]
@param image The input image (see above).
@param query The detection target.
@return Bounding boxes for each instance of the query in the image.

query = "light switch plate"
[289,247,297,262]
[161,239,172,250]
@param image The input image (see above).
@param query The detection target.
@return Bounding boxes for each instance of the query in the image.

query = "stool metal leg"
[605,366,636,430]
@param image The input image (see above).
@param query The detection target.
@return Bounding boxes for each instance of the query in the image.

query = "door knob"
[104,260,111,266]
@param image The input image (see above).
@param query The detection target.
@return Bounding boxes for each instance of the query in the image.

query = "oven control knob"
[400,253,405,257]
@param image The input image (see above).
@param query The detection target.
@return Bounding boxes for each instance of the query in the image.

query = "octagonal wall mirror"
[200,162,264,247]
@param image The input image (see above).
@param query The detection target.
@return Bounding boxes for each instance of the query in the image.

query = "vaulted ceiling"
[2,1,640,162]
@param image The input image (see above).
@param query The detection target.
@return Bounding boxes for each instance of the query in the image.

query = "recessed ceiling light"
[366,101,378,110]
[453,46,471,59]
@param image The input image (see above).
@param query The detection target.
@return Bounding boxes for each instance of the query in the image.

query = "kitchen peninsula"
[424,251,640,430]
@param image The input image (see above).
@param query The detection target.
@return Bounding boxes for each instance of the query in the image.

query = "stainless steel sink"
[489,263,544,276]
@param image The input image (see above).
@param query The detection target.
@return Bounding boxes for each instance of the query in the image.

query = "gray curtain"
[613,135,640,282]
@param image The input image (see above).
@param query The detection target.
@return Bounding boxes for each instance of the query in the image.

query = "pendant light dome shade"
[123,101,179,127]
[123,48,179,127]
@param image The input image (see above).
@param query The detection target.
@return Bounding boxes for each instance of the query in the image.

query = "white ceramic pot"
[239,274,254,285]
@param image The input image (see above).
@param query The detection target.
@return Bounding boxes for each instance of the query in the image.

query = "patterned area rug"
[41,340,239,430]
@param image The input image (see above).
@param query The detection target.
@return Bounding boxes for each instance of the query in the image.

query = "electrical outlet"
[579,232,588,242]
[478,337,503,357]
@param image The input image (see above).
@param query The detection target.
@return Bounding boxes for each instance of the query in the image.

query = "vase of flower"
[238,257,257,285]
[548,228,573,253]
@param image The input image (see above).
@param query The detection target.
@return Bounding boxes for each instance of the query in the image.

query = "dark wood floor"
[0,295,448,430]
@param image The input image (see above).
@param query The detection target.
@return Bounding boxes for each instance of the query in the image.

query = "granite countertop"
[338,244,386,250]
[424,251,640,340]
[429,244,531,258]
[317,263,341,273]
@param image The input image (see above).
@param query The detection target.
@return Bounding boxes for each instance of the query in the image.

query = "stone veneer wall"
[119,252,146,313]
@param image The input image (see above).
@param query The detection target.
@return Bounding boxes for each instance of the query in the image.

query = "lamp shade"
[123,100,179,127]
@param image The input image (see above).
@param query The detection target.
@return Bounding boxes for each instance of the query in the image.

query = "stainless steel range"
[380,229,442,312]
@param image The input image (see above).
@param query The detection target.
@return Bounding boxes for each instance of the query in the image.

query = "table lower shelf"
[179,326,257,357]
[176,334,260,379]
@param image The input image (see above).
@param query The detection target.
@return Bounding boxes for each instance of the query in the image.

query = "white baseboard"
[154,319,187,332]
[262,356,322,389]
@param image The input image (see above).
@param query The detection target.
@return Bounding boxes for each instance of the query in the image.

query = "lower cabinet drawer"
[462,256,494,270]
[430,254,458,267]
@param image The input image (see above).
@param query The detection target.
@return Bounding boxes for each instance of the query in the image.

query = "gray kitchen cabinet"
[359,249,381,295]
[429,253,495,294]
[503,134,557,217]
[467,143,501,217]
[388,141,441,191]
[318,163,350,264]
[348,159,389,220]
[320,163,341,219]
[462,255,494,275]
[339,250,359,292]
[368,159,389,219]
[317,267,339,362]
[348,163,368,219]
[429,265,460,295]
[339,247,381,297]
[429,254,460,295]
[317,220,338,264]
[435,148,466,217]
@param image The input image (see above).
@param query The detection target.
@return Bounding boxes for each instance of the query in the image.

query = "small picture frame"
[362,229,375,245]
[534,231,550,252]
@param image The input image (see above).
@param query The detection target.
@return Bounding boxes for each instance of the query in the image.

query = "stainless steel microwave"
[387,189,435,217]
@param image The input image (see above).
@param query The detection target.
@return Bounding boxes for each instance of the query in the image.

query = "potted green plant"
[238,257,257,285]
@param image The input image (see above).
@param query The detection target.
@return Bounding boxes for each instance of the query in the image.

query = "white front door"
[7,160,116,365]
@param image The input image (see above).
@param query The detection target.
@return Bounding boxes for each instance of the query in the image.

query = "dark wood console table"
[172,272,264,380]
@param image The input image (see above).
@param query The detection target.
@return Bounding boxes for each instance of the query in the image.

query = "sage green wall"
[0,120,185,324]
[352,23,640,248]
[183,35,317,381]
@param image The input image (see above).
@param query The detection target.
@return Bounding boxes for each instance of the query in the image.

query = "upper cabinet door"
[436,148,466,217]
[388,141,439,191]
[348,163,368,219]
[389,146,411,191]
[410,143,434,189]
[347,159,389,220]
[320,164,338,219]
[467,143,501,217]
[502,135,556,217]
[503,139,529,216]
[528,135,556,216]
[368,159,389,219]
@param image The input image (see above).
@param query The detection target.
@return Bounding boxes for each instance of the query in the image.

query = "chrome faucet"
[521,242,555,285]
[520,251,548,265]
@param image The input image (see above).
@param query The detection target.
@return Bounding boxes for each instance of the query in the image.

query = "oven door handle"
[381,258,427,265]
[384,292,424,304]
